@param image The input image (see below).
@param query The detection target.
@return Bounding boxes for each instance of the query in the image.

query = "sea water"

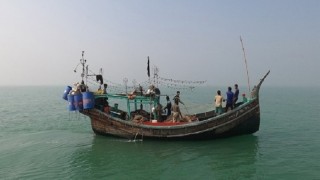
[0,86,319,179]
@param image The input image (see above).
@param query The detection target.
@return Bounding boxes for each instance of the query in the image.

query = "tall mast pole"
[240,36,251,93]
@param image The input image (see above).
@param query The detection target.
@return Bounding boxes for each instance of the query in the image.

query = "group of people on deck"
[92,81,247,121]
[214,84,245,115]
[154,91,184,123]
[95,82,246,121]
[155,84,245,122]
[134,84,185,122]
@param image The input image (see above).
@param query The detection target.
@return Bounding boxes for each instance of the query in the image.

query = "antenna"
[80,51,87,82]
[240,36,251,93]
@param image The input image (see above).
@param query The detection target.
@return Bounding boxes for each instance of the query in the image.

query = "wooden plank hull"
[66,52,270,141]
[80,99,260,140]
[78,71,270,140]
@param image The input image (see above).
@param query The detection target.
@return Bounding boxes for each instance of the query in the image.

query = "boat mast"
[79,51,86,81]
[240,36,251,93]
[74,51,87,85]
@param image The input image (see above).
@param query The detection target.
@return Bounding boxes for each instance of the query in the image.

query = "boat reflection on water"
[69,135,260,179]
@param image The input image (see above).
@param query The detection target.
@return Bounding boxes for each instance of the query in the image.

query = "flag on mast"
[147,56,150,77]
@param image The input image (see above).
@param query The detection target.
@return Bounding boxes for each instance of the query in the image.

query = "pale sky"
[0,0,319,87]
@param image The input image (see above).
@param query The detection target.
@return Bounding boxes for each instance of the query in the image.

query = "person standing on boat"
[233,84,239,106]
[226,87,234,111]
[172,91,184,122]
[163,95,172,117]
[173,91,184,106]
[172,100,182,122]
[103,83,108,94]
[214,90,224,115]
[154,102,163,122]
[154,86,161,103]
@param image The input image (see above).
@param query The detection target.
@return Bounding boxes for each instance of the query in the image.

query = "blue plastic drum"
[82,92,95,109]
[74,93,83,110]
[67,94,76,111]
[63,86,72,100]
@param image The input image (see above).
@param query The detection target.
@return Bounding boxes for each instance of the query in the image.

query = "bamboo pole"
[240,36,251,93]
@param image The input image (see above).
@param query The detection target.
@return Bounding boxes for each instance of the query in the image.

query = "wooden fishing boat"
[77,70,269,140]
[63,51,270,140]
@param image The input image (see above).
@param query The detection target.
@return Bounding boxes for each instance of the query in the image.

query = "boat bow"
[251,70,270,99]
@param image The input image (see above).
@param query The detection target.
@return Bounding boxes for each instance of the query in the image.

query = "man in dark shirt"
[163,96,172,117]
[233,84,239,105]
[226,87,234,111]
[173,91,184,105]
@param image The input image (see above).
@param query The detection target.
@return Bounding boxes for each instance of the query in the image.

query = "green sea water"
[0,86,319,179]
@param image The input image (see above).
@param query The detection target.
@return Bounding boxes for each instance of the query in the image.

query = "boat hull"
[80,99,260,140]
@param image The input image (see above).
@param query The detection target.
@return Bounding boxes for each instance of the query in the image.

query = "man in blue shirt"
[226,87,234,112]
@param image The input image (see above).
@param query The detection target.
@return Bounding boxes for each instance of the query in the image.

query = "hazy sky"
[0,0,319,87]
